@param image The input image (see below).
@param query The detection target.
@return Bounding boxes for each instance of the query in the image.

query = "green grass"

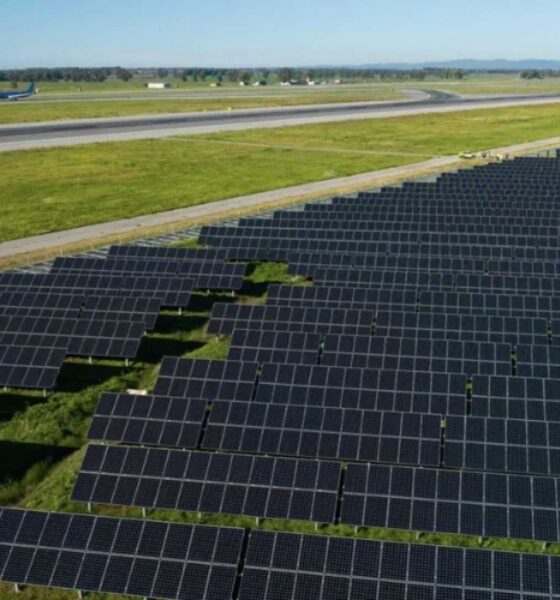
[426,74,560,96]
[0,88,403,124]
[4,102,560,243]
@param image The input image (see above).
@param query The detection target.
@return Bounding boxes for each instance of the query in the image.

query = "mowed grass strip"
[3,103,560,242]
[0,88,402,125]
[0,142,409,243]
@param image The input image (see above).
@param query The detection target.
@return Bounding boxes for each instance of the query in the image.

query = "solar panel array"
[7,157,560,598]
[3,507,560,599]
[0,244,244,390]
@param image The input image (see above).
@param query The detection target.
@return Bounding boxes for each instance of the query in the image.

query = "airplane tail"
[26,82,36,94]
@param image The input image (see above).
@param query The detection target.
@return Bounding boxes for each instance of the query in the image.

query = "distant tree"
[239,71,252,85]
[227,69,240,83]
[521,70,543,80]
[10,80,18,88]
[279,68,294,83]
[115,67,133,81]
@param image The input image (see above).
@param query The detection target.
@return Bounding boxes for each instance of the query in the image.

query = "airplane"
[0,82,37,101]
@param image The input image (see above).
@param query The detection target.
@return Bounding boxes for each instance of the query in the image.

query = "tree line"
[0,66,469,85]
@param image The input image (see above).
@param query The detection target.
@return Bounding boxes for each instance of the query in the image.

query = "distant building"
[147,82,171,89]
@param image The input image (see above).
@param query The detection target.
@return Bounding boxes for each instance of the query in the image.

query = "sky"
[2,0,560,68]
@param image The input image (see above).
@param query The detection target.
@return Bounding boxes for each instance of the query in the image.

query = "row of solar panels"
[0,272,194,308]
[0,244,251,390]
[73,444,560,543]
[267,284,560,317]
[198,238,560,261]
[49,255,245,292]
[310,269,560,295]
[224,327,559,379]
[208,303,557,346]
[82,358,560,476]
[287,253,560,277]
[306,205,560,216]
[241,216,560,236]
[201,225,560,247]
[0,291,162,390]
[298,209,560,225]
[2,508,557,599]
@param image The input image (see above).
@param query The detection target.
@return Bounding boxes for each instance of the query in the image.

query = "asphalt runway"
[2,90,560,152]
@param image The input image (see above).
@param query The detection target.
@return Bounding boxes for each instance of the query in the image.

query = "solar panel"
[0,507,243,599]
[227,329,322,365]
[288,252,490,278]
[51,256,246,291]
[107,244,228,261]
[0,272,194,308]
[82,295,162,330]
[67,319,145,359]
[239,530,560,599]
[0,305,81,320]
[322,335,512,376]
[199,224,560,247]
[207,303,375,336]
[313,268,454,290]
[73,445,340,523]
[374,311,548,345]
[246,216,560,239]
[254,362,467,414]
[266,284,418,311]
[203,400,442,465]
[471,375,560,421]
[0,344,66,390]
[87,393,208,448]
[0,290,85,311]
[444,415,560,476]
[342,462,560,542]
[153,357,259,400]
[420,290,560,318]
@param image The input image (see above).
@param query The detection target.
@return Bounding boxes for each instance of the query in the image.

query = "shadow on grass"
[240,262,295,299]
[0,441,75,485]
[56,361,128,393]
[136,337,205,363]
[239,279,271,298]
[188,292,235,313]
[0,393,46,422]
[153,313,209,335]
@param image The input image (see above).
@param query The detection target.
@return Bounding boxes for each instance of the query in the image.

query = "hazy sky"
[3,0,560,67]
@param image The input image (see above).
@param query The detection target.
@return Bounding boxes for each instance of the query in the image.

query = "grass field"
[429,74,560,96]
[2,103,560,243]
[0,87,404,125]
[0,259,558,600]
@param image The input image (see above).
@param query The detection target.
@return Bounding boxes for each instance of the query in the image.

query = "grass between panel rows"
[3,103,560,244]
